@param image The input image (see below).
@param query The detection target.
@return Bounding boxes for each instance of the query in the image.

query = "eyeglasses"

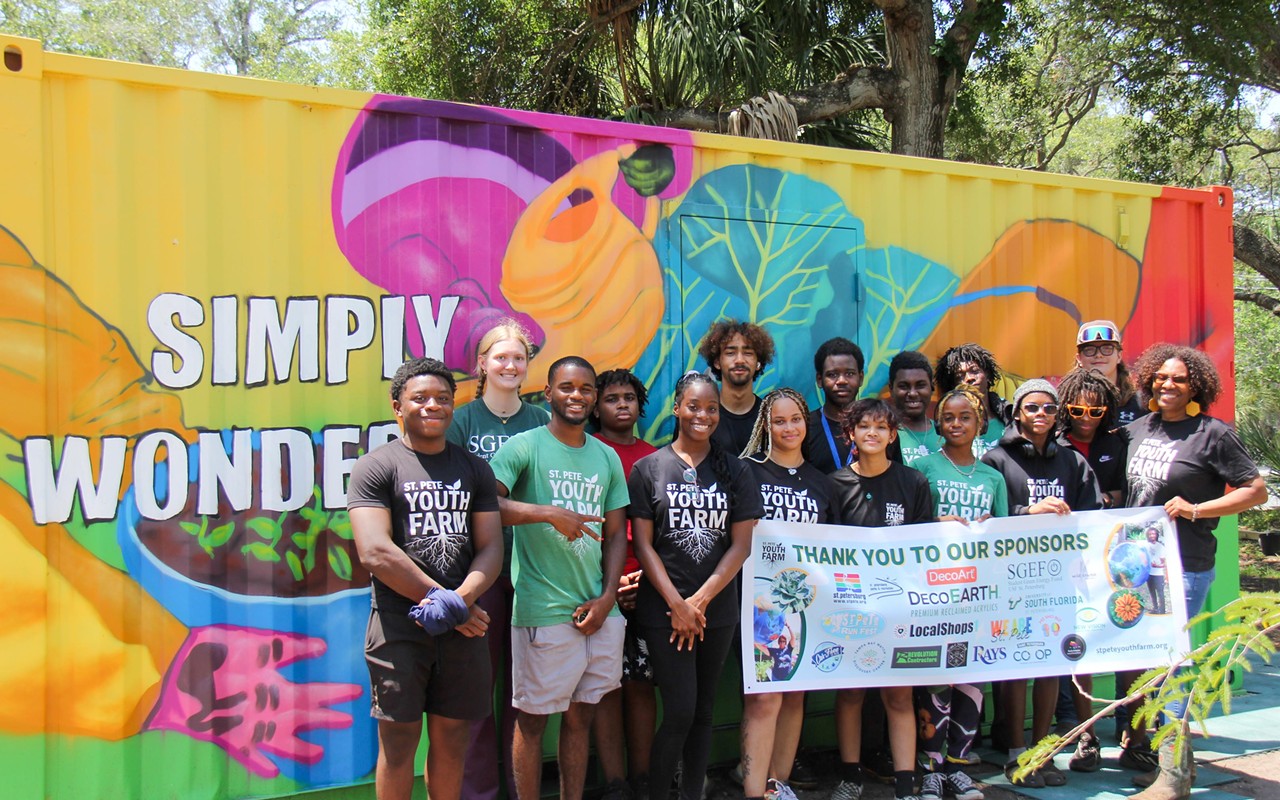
[1021,402,1059,416]
[1066,404,1106,419]
[1078,325,1119,344]
[1079,344,1118,357]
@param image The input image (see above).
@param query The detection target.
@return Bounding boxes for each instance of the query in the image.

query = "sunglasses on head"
[1021,402,1059,416]
[1066,404,1106,419]
[1079,325,1119,344]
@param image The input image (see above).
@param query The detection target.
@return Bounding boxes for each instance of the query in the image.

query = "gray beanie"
[1013,378,1058,411]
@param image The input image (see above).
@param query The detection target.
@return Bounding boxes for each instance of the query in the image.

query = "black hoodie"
[980,425,1102,515]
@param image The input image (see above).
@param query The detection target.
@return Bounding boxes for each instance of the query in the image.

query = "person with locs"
[589,368,658,800]
[1073,320,1144,426]
[698,319,776,456]
[909,384,1003,800]
[828,399,935,800]
[1122,343,1265,800]
[981,379,1102,789]
[448,320,550,800]
[628,372,764,800]
[935,344,1010,457]
[348,357,504,800]
[738,388,837,800]
[889,350,942,466]
[805,337,864,474]
[488,356,631,800]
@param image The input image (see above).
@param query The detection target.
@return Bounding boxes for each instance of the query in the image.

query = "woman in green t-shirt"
[910,385,1007,800]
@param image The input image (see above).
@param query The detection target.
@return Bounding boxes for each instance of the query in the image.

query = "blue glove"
[407,587,469,635]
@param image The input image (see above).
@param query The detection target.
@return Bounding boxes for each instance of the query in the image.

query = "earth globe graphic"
[1108,541,1152,588]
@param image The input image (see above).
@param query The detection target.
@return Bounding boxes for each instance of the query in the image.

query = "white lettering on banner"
[742,508,1191,692]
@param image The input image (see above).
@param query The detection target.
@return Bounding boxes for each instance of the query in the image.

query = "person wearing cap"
[980,378,1102,789]
[1074,320,1144,425]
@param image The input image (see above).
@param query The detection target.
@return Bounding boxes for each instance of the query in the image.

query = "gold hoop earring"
[1186,401,1201,417]
[1147,398,1159,412]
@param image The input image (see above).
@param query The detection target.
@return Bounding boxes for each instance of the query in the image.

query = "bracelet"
[1191,504,1199,522]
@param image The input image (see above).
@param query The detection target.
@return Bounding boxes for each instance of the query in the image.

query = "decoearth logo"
[891,646,941,669]
[908,585,999,605]
[926,566,977,586]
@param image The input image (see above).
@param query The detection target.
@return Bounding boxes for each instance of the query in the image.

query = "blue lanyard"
[821,413,854,469]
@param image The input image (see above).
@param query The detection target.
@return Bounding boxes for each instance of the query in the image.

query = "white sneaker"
[829,779,863,800]
[944,770,984,800]
[764,778,799,800]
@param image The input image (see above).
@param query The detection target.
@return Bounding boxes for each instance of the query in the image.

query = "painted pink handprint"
[146,625,362,777]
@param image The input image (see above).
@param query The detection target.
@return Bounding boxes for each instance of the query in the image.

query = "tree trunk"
[882,0,945,158]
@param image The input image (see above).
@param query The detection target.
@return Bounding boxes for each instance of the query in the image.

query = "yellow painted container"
[0,35,1237,799]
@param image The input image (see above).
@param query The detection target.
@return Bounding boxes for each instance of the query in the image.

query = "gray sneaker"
[920,772,944,800]
[944,770,984,800]
[765,778,799,800]
[829,779,864,800]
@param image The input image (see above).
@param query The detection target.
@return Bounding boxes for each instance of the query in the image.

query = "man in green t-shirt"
[489,356,630,800]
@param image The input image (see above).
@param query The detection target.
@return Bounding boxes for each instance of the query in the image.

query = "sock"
[840,762,863,784]
[1008,745,1027,764]
[893,770,914,798]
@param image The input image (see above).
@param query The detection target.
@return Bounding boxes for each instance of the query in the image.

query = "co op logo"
[1013,647,1053,663]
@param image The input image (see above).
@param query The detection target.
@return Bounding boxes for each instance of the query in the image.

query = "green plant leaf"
[203,520,236,551]
[246,517,279,541]
[328,545,353,581]
[179,521,202,536]
[242,541,282,562]
[286,550,305,582]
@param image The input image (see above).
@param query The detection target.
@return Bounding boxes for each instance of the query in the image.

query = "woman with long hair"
[628,372,764,800]
[829,399,935,800]
[446,320,549,800]
[1122,344,1266,799]
[738,388,836,800]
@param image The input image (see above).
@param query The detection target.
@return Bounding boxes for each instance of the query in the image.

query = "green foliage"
[769,568,814,613]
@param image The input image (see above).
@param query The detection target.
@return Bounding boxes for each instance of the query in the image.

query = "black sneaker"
[863,750,896,784]
[788,755,820,789]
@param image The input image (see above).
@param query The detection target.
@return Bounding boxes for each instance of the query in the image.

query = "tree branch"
[1235,223,1280,291]
[1236,289,1280,317]
[646,65,901,132]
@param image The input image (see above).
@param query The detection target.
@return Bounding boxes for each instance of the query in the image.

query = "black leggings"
[641,623,737,800]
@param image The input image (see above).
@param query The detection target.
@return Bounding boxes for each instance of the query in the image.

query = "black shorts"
[365,607,492,722]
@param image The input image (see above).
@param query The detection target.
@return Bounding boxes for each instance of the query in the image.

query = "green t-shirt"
[898,426,943,466]
[447,399,550,574]
[972,417,1005,459]
[489,426,630,627]
[912,450,1009,521]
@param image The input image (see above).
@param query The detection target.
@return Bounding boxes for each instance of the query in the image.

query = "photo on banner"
[742,507,1190,691]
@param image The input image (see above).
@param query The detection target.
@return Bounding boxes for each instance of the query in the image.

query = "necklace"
[941,448,978,478]
[484,395,521,423]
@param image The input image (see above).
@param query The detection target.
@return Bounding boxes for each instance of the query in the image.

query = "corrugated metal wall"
[0,34,1235,800]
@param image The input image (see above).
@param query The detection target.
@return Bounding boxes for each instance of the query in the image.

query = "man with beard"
[489,356,631,800]
[698,320,776,455]
[805,337,864,474]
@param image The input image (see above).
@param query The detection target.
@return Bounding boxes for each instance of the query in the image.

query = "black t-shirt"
[348,439,500,614]
[981,427,1102,516]
[1059,428,1128,505]
[1116,395,1146,427]
[751,459,835,524]
[830,461,935,527]
[1124,414,1260,572]
[805,408,855,474]
[628,446,765,628]
[711,395,763,457]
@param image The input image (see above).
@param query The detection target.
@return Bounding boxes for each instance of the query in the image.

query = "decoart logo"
[811,642,845,673]
[927,566,978,586]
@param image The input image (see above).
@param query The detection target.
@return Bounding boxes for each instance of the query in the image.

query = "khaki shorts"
[511,616,625,714]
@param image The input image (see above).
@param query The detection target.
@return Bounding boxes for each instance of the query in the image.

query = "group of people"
[349,317,1266,800]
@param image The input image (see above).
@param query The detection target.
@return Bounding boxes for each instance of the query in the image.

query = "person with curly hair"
[935,344,1009,457]
[806,337,865,473]
[828,399,934,800]
[738,388,836,800]
[1073,320,1144,425]
[1121,344,1266,799]
[697,320,776,455]
[627,372,764,800]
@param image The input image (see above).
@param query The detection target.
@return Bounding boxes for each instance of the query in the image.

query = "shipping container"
[0,34,1238,800]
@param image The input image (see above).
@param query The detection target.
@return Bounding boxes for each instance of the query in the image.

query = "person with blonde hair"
[447,319,550,800]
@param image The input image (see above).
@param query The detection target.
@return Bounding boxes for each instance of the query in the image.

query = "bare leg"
[624,680,657,778]
[376,719,423,800]
[1005,678,1028,750]
[513,711,549,800]
[741,692,783,796]
[1031,677,1058,743]
[1072,675,1095,730]
[559,701,598,800]
[882,686,916,772]
[771,692,805,782]
[593,688,627,784]
[426,716,472,800]
[835,688,866,764]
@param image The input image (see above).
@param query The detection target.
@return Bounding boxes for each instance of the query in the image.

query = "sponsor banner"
[743,507,1189,692]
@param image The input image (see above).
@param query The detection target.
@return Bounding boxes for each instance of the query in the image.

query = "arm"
[497,493,604,541]
[631,515,706,649]
[351,506,441,601]
[573,506,628,635]
[1164,476,1267,521]
[687,517,754,622]
[453,509,503,636]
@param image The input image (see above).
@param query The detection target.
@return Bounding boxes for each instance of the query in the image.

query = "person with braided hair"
[738,389,836,800]
[935,344,1010,458]
[627,372,764,800]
